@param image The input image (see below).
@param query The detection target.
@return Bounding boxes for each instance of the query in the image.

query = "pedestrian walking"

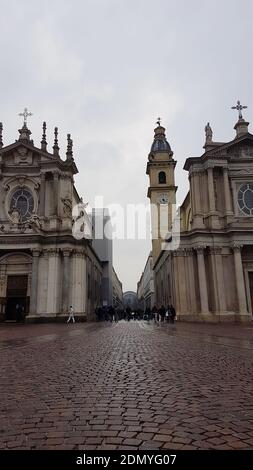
[67,305,75,323]
[168,304,176,324]
[170,304,176,324]
[152,305,158,322]
[159,305,166,322]
[126,307,131,321]
[165,305,171,323]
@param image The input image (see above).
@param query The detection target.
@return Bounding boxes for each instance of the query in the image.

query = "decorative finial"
[66,133,73,160]
[156,117,161,127]
[18,107,33,126]
[231,100,248,120]
[0,122,3,148]
[41,122,47,151]
[205,122,213,143]
[53,126,59,156]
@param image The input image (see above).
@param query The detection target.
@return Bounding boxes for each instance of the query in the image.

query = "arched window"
[158,171,166,184]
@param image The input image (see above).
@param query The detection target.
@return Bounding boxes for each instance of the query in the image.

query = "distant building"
[112,267,123,308]
[92,209,123,308]
[137,252,154,310]
[123,291,138,310]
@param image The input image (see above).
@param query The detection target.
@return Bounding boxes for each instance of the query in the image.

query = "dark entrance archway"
[5,275,28,321]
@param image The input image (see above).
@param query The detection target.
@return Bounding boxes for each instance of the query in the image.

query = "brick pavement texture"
[0,320,253,450]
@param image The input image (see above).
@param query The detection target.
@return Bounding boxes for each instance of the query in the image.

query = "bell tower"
[146,121,177,263]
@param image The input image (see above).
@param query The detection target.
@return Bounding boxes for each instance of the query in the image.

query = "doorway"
[5,275,28,321]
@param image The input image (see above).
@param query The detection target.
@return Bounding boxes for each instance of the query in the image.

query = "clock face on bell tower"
[158,194,168,204]
[146,123,177,262]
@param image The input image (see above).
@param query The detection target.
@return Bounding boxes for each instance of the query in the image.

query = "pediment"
[212,133,253,159]
[0,141,57,166]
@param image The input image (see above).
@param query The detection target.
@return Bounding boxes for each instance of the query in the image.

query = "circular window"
[238,183,253,216]
[10,189,34,221]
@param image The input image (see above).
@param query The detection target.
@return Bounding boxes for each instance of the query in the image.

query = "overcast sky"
[1,0,252,292]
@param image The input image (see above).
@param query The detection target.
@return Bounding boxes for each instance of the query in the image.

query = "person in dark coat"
[159,305,166,322]
[126,306,131,321]
[165,305,171,323]
[152,305,158,322]
[170,304,176,324]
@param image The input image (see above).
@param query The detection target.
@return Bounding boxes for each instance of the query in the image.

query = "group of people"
[94,304,177,324]
[95,305,122,322]
[15,303,176,325]
[148,304,176,324]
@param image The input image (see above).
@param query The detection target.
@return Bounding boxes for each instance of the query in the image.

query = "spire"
[41,121,47,151]
[150,121,173,157]
[66,133,73,160]
[53,126,59,157]
[0,122,3,149]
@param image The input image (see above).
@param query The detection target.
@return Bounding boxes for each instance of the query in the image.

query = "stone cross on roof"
[18,107,33,126]
[231,100,247,120]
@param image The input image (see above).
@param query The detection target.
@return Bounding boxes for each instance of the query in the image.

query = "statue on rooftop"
[205,122,213,143]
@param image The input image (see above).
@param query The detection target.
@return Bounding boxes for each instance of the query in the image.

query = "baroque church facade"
[0,118,102,322]
[146,107,253,323]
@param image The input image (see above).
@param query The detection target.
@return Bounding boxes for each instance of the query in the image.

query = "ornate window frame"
[237,182,253,216]
[3,177,39,222]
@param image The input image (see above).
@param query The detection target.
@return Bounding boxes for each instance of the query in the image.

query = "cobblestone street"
[0,320,253,450]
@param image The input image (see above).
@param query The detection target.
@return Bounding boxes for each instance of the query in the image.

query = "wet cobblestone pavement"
[0,320,253,450]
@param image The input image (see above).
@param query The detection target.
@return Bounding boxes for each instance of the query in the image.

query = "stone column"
[70,250,86,315]
[46,248,60,314]
[39,173,46,216]
[53,173,59,216]
[209,247,226,313]
[172,252,180,314]
[186,248,197,314]
[223,167,233,214]
[30,249,41,315]
[190,171,205,229]
[196,247,209,314]
[177,249,188,314]
[207,167,216,212]
[232,245,247,314]
[62,249,72,314]
[189,173,196,214]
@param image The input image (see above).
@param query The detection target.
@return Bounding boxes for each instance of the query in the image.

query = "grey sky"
[1,0,252,291]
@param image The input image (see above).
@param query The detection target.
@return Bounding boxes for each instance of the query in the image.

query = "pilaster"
[46,248,60,314]
[232,244,248,315]
[62,248,72,313]
[30,249,41,315]
[196,246,209,314]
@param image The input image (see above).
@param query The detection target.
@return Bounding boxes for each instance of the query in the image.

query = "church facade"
[146,109,253,323]
[0,119,102,322]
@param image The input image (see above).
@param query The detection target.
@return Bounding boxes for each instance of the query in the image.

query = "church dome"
[150,125,172,154]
